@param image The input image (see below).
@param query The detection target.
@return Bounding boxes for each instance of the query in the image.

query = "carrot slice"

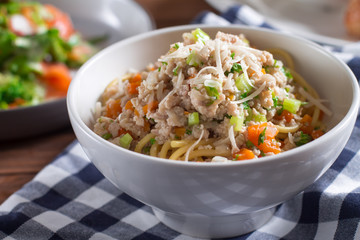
[41,63,71,97]
[248,122,281,154]
[105,99,122,119]
[233,148,255,160]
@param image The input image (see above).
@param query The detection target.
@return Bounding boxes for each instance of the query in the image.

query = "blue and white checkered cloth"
[1,5,360,240]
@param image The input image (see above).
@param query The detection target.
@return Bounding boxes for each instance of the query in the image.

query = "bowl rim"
[67,24,360,167]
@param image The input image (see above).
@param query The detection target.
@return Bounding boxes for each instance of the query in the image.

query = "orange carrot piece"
[233,148,255,160]
[275,110,293,123]
[248,122,281,154]
[311,129,324,139]
[143,100,159,114]
[125,100,133,110]
[41,63,71,95]
[105,99,122,119]
[127,81,141,95]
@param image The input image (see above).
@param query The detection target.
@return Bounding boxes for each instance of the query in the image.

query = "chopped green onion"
[230,52,235,59]
[119,133,133,149]
[102,133,112,140]
[188,112,200,126]
[283,98,302,114]
[186,129,192,135]
[205,86,219,99]
[174,43,179,49]
[295,132,312,146]
[231,62,242,73]
[235,73,253,94]
[253,113,267,123]
[186,50,201,67]
[272,96,279,107]
[173,66,179,76]
[230,114,244,131]
[281,67,293,79]
[191,28,210,43]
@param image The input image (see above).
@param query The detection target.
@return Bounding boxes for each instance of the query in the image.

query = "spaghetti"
[93,29,331,162]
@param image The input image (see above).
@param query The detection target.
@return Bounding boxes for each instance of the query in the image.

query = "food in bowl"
[0,0,96,109]
[93,28,331,162]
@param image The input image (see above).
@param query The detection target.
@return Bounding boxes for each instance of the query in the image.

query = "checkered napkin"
[1,5,360,240]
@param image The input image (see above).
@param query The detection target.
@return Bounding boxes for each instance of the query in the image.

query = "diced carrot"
[233,148,255,160]
[184,111,190,115]
[41,63,71,97]
[300,125,314,135]
[143,100,159,114]
[248,122,281,154]
[105,99,122,119]
[134,109,139,117]
[261,68,266,74]
[125,100,133,110]
[127,81,141,95]
[258,140,281,154]
[275,110,293,123]
[44,4,74,40]
[174,127,186,137]
[311,129,324,139]
[301,114,312,124]
[129,73,142,83]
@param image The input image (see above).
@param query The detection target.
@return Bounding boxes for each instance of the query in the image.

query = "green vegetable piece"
[246,140,254,148]
[188,112,200,126]
[192,28,210,43]
[281,67,293,79]
[295,132,312,146]
[235,73,253,93]
[119,133,133,149]
[231,63,242,73]
[173,66,179,76]
[102,133,112,140]
[253,113,267,123]
[258,127,267,145]
[230,115,244,131]
[150,138,156,145]
[186,50,200,67]
[283,98,302,114]
[205,86,219,100]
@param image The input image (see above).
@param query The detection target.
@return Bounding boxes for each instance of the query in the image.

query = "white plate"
[206,0,356,46]
[0,0,154,141]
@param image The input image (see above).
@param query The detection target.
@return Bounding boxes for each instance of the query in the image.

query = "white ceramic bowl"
[67,25,359,238]
[0,0,154,141]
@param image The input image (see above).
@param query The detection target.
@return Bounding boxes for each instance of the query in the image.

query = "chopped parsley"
[102,133,112,140]
[186,129,192,135]
[224,113,232,119]
[173,66,179,76]
[230,62,242,73]
[295,132,312,146]
[258,127,267,145]
[150,138,156,145]
[230,52,235,59]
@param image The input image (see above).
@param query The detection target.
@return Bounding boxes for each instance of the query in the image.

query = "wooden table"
[0,0,217,204]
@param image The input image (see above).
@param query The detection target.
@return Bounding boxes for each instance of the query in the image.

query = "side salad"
[0,0,96,109]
